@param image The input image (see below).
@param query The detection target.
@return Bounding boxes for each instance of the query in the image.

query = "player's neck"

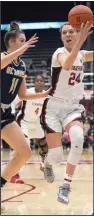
[65,46,72,53]
[35,88,43,93]
[7,48,19,64]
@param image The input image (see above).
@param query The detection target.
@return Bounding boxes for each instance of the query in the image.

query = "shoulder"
[52,47,65,67]
[1,52,6,58]
[20,59,26,65]
[1,51,9,57]
[79,50,87,56]
[79,50,87,62]
[52,47,65,57]
[20,59,26,69]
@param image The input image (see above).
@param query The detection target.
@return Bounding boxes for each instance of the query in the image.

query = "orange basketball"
[68,5,93,29]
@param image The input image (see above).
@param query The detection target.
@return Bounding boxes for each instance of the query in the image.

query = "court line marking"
[6,201,23,202]
[1,183,36,203]
[2,159,93,165]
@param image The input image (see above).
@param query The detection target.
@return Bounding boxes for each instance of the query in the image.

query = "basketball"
[68,5,93,29]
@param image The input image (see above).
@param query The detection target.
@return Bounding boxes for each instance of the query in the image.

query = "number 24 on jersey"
[68,72,81,86]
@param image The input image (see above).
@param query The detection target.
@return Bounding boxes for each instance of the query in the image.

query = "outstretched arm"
[18,79,50,100]
[57,22,92,70]
[84,51,93,62]
[1,34,38,69]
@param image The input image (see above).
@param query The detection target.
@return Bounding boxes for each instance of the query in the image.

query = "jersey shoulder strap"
[3,51,8,55]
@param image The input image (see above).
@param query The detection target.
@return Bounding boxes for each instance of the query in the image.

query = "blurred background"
[1,1,94,151]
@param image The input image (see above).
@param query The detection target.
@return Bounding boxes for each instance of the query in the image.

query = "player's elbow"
[62,61,71,71]
[18,92,26,100]
[1,60,6,69]
[62,64,71,71]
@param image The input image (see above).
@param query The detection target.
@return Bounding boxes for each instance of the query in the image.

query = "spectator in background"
[84,117,90,136]
[88,131,94,148]
[41,60,47,69]
[86,130,94,152]
[29,59,35,70]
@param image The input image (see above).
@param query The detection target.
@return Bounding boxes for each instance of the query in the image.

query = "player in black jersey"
[1,21,49,212]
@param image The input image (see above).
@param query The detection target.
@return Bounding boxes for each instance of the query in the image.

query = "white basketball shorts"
[20,119,44,139]
[41,98,85,133]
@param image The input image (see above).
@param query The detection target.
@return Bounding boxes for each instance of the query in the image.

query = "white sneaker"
[57,183,70,204]
[44,163,54,183]
[1,202,5,212]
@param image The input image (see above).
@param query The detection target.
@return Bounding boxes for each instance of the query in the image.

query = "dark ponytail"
[9,21,20,31]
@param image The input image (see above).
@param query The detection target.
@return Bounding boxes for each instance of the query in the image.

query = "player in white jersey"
[41,22,93,204]
[10,75,48,183]
[17,76,45,139]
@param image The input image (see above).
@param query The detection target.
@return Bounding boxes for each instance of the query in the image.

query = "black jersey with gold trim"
[1,52,26,105]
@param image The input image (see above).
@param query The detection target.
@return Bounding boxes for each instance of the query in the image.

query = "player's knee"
[46,146,63,164]
[69,125,84,155]
[26,147,32,159]
[21,144,32,160]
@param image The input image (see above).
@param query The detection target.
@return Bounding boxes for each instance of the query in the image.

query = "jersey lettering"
[68,72,81,86]
[35,107,40,115]
[9,78,19,94]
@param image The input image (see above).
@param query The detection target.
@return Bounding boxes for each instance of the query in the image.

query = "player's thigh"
[1,121,31,154]
[63,108,84,133]
[42,98,62,133]
[46,132,62,148]
[65,120,83,134]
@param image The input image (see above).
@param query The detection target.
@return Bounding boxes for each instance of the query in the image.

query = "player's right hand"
[78,21,92,44]
[20,33,39,54]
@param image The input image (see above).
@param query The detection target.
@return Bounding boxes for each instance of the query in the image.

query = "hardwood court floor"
[1,149,93,215]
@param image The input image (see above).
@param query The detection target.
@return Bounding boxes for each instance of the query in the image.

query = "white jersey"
[50,47,86,102]
[11,95,21,114]
[12,88,46,138]
[19,87,46,122]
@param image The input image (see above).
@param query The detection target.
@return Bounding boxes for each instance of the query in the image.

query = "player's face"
[9,33,26,50]
[15,33,26,49]
[35,76,45,92]
[61,25,79,50]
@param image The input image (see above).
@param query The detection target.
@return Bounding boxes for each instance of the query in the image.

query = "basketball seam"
[68,13,93,18]
[69,23,92,25]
